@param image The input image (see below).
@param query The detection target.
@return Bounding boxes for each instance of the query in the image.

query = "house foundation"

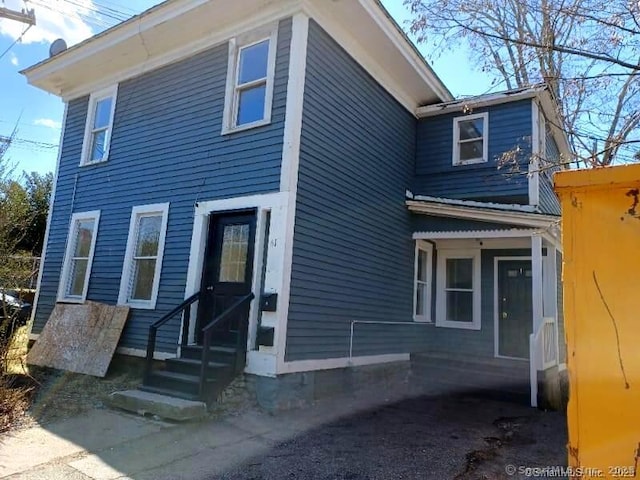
[246,361,411,412]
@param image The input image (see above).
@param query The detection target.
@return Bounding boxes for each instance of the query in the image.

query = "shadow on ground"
[1,381,567,480]
[214,390,567,480]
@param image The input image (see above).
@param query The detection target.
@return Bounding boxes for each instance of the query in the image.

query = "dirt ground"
[217,392,568,480]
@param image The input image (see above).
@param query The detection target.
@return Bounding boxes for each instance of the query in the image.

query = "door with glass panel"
[196,211,256,345]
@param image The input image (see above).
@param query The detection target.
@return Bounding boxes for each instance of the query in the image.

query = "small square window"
[453,113,488,165]
[222,27,278,134]
[81,85,118,166]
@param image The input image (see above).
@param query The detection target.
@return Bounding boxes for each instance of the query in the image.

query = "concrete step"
[108,389,207,421]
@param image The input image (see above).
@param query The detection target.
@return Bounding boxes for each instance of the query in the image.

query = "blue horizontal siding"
[414,100,532,203]
[285,20,420,361]
[539,128,562,215]
[33,18,292,353]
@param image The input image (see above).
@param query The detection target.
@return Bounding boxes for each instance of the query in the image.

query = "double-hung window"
[436,249,481,330]
[58,211,100,302]
[222,26,278,133]
[453,112,488,165]
[414,241,433,322]
[81,85,118,165]
[118,203,169,309]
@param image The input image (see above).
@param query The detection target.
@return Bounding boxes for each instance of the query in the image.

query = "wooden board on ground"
[27,302,130,377]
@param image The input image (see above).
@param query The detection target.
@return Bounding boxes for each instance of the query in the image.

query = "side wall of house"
[539,128,562,215]
[33,18,292,353]
[285,20,425,362]
[557,249,566,363]
[413,100,532,204]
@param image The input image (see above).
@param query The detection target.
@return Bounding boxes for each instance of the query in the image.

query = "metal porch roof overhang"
[407,196,561,230]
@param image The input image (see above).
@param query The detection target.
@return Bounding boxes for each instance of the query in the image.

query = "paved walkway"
[0,387,567,480]
[0,388,412,480]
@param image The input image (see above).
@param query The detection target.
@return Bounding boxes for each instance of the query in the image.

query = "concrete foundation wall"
[247,361,411,412]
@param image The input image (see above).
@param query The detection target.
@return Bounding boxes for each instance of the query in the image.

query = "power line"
[0,24,32,61]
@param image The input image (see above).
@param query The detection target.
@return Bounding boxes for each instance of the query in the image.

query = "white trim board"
[278,353,410,374]
[183,191,289,376]
[529,100,541,206]
[275,13,309,375]
[29,103,68,328]
[407,200,560,229]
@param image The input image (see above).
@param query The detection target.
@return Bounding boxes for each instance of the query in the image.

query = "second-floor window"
[452,112,488,166]
[222,26,278,134]
[81,85,118,166]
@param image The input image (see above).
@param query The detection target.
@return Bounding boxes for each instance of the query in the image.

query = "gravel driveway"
[214,392,567,480]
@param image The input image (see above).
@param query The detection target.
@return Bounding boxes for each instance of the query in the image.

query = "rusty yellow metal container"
[555,164,640,478]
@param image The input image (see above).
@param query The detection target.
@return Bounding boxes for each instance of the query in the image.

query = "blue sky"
[0,0,492,177]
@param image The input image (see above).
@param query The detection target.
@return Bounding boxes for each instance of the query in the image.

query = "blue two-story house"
[22,0,570,410]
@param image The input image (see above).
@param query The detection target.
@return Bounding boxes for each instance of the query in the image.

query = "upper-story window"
[81,85,118,166]
[452,112,488,166]
[222,26,278,134]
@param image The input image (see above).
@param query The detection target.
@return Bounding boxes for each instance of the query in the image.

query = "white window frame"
[221,25,278,135]
[58,210,101,303]
[118,203,170,310]
[80,84,118,166]
[413,240,433,323]
[452,112,489,166]
[436,248,482,330]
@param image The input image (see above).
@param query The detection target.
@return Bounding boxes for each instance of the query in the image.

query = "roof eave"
[406,199,560,229]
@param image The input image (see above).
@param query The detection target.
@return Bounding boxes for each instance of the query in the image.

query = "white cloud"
[9,52,18,66]
[34,118,62,130]
[0,0,96,47]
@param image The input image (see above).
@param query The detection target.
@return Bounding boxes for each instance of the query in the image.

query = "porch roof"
[406,195,560,230]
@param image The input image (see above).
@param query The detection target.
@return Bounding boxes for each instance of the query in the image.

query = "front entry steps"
[109,343,242,420]
[140,345,238,402]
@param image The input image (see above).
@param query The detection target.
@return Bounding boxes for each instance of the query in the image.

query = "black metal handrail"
[199,292,255,397]
[144,291,200,383]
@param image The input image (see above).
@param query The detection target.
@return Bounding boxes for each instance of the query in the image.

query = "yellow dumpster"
[555,164,640,478]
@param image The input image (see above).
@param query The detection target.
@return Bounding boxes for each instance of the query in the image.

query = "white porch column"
[531,234,544,332]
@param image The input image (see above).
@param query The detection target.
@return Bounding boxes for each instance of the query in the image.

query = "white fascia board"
[411,195,539,213]
[413,229,538,240]
[407,200,560,229]
[417,86,546,118]
[360,0,452,102]
[537,91,573,166]
[22,0,210,81]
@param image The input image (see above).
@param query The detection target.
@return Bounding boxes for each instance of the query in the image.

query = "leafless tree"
[405,0,640,167]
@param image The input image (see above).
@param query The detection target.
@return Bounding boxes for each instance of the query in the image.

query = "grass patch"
[1,324,143,431]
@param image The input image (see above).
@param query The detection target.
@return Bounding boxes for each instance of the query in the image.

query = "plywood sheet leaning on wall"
[27,302,130,377]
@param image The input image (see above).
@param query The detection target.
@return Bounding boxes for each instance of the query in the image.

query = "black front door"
[497,260,533,359]
[196,211,257,346]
